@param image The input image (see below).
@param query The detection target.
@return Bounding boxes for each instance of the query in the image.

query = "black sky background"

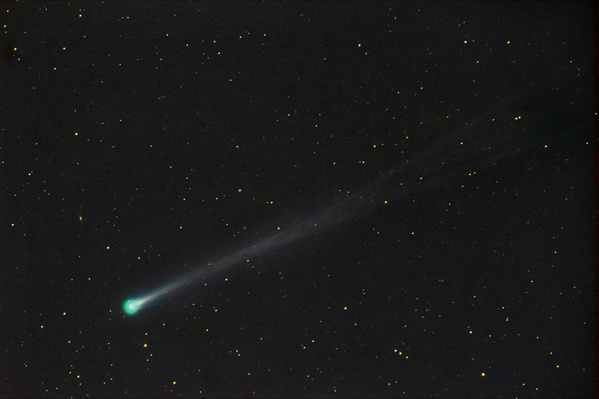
[1,2,596,398]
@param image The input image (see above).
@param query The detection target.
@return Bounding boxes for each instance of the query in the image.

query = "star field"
[1,2,596,398]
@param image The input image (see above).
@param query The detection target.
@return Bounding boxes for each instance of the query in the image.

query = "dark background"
[1,2,596,398]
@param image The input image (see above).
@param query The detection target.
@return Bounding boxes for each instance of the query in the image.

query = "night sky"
[1,2,596,398]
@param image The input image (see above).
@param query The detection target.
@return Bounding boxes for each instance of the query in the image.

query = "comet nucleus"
[123,299,141,315]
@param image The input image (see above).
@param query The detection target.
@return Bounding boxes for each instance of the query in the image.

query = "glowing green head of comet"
[123,299,142,315]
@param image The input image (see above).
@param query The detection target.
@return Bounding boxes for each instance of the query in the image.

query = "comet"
[122,72,588,316]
